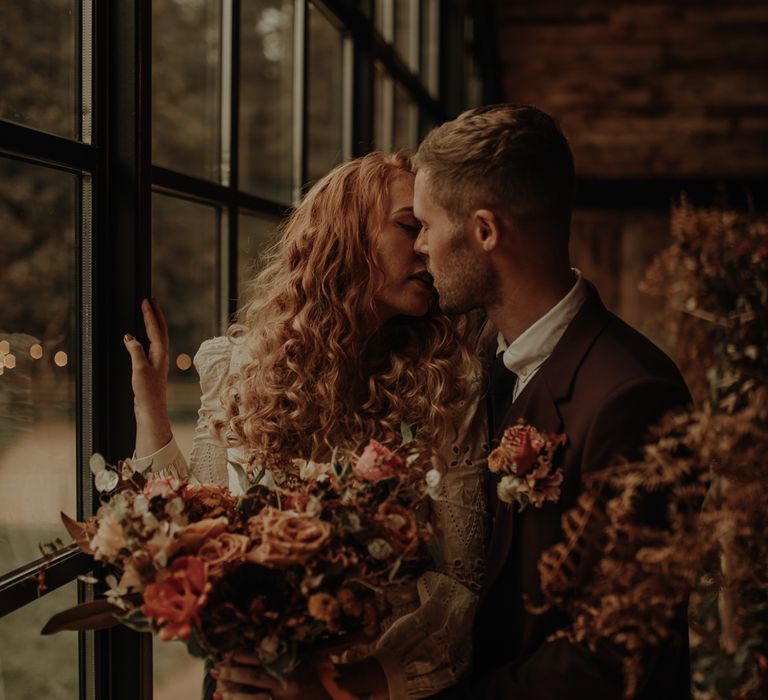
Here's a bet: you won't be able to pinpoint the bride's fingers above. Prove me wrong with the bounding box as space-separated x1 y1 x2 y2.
230 652 264 667
217 665 281 691
215 682 273 700
141 298 168 349
149 297 169 340
123 334 148 369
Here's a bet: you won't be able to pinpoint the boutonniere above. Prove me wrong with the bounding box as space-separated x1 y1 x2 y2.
488 419 567 510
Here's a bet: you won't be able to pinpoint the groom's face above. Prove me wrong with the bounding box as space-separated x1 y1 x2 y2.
413 169 496 314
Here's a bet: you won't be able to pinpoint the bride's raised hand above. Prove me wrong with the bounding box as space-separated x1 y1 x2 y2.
123 298 173 456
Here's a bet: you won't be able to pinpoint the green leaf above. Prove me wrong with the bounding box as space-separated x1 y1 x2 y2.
119 607 153 633
185 628 210 659
261 641 298 682
228 460 251 495
400 422 414 446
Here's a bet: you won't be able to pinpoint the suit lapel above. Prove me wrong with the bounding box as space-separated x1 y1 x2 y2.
482 283 612 593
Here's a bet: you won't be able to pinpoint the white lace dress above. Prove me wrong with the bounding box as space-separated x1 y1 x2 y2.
133 336 488 699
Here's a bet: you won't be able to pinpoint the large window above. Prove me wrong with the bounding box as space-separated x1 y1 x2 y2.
0 1 487 696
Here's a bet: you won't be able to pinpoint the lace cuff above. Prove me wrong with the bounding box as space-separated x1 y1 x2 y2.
374 572 478 699
132 437 191 480
189 441 229 486
374 647 409 700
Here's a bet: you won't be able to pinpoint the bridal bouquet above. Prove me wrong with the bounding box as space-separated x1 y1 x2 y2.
44 429 439 679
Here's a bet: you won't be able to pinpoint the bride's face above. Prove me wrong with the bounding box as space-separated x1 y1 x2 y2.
371 172 435 323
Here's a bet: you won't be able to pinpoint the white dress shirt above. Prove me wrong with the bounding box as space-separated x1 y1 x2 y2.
496 269 588 402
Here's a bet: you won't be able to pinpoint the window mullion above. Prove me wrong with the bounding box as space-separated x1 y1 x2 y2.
91 0 153 695
293 0 308 203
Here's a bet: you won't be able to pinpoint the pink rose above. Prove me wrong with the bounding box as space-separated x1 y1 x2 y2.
353 440 404 483
247 507 331 567
171 517 229 555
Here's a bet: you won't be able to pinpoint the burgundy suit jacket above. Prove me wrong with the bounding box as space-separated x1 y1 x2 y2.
443 283 691 699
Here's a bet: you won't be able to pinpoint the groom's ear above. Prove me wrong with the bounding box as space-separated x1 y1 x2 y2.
471 209 502 252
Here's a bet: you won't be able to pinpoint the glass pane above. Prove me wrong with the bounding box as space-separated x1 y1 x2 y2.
154 640 207 700
394 0 416 71
373 62 393 152
151 195 221 698
374 0 391 39
238 213 279 306
240 0 294 203
307 4 344 184
151 195 221 455
0 158 77 576
0 581 79 699
0 1 78 139
465 53 483 109
419 0 439 97
394 82 417 151
152 0 222 182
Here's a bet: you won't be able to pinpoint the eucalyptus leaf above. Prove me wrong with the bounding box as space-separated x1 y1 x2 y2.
228 460 250 495
119 608 154 633
89 453 107 475
186 629 210 659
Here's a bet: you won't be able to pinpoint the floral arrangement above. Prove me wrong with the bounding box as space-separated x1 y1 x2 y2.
487 420 566 509
44 430 441 679
533 200 768 699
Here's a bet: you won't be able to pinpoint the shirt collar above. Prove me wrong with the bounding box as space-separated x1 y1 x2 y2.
496 269 588 379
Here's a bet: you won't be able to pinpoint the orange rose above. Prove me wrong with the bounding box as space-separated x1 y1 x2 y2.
142 556 211 641
172 516 229 555
247 507 331 567
197 532 250 576
374 502 419 556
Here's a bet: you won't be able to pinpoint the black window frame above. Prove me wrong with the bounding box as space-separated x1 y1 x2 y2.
0 1 496 697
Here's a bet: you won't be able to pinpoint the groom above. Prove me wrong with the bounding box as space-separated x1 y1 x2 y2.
413 105 692 698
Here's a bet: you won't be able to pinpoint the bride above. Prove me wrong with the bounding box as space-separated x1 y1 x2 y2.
123 152 487 699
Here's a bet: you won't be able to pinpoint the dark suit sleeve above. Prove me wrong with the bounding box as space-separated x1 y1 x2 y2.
468 378 691 700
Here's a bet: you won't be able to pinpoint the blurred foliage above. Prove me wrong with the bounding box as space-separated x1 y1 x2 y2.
0 0 77 138
535 200 768 699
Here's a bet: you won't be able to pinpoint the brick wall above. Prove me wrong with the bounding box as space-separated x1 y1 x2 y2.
494 0 768 344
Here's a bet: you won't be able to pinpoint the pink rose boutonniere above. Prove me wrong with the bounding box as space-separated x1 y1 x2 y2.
488 419 567 510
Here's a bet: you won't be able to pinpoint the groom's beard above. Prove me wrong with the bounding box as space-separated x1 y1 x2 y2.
431 228 501 315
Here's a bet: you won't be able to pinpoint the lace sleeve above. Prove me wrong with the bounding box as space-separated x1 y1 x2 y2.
185 336 234 486
133 337 234 485
374 379 489 698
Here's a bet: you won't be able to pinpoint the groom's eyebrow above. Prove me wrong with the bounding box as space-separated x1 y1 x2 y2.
391 205 415 216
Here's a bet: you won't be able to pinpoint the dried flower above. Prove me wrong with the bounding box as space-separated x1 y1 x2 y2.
374 502 419 556
307 593 341 631
90 515 127 560
182 484 240 521
367 538 393 560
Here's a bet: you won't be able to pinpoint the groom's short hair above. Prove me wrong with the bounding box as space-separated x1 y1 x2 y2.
414 104 575 232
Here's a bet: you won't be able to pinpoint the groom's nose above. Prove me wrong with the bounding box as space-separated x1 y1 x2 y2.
413 227 428 257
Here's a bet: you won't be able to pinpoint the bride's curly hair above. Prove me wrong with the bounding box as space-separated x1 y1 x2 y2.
215 152 477 464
